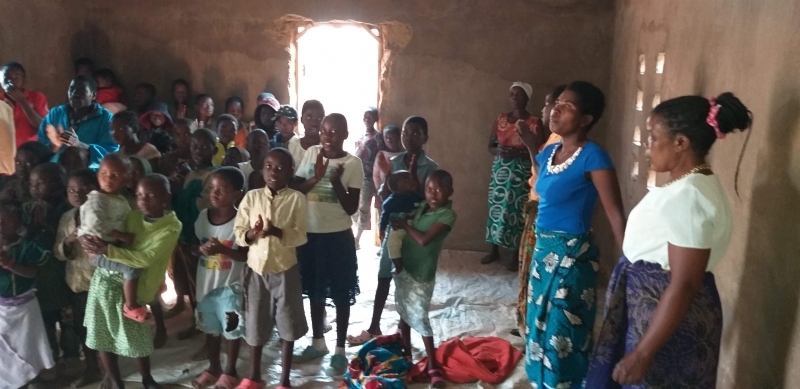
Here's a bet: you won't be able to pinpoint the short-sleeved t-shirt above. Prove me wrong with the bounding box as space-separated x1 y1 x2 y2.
296 145 364 233
624 174 732 271
386 151 439 196
0 236 48 297
194 209 245 302
0 89 49 147
535 141 614 234
400 201 457 283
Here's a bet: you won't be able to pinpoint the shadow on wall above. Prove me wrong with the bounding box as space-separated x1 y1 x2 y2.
729 64 800 387
70 22 112 75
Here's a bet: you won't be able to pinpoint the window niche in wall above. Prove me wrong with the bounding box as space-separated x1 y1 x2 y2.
639 54 646 75
652 93 661 108
656 52 666 74
636 90 644 111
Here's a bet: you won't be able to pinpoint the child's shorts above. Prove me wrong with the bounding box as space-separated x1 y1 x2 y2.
386 228 407 260
242 265 308 347
195 285 245 340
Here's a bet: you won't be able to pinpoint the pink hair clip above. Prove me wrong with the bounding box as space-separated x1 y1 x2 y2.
707 98 724 139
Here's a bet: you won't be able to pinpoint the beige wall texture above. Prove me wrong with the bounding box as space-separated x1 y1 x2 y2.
0 0 614 253
604 0 800 387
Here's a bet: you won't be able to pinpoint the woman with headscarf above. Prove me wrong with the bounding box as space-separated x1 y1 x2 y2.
37 75 117 170
586 93 751 388
482 82 540 268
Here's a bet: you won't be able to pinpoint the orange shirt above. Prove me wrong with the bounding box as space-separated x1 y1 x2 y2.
494 113 539 150
528 133 562 201
0 89 49 147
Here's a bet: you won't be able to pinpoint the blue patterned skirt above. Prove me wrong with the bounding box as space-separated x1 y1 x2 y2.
525 227 599 389
585 257 722 388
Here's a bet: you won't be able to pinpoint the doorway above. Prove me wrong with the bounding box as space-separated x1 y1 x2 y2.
295 24 380 153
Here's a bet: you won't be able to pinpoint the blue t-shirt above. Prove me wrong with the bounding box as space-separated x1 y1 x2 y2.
535 141 614 234
38 103 117 170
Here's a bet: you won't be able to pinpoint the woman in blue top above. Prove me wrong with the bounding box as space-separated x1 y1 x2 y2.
518 81 626 388
38 75 117 170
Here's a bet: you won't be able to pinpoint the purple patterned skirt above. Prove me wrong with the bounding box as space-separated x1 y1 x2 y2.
585 257 722 389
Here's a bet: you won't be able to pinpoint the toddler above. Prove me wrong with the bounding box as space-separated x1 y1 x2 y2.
77 154 144 321
380 171 424 270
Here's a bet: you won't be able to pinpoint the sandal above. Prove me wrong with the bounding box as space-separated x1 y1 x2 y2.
347 330 378 346
192 371 218 388
123 304 148 322
428 368 446 389
233 378 265 389
213 374 239 389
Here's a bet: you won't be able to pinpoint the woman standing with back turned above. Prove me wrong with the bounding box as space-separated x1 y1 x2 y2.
518 81 626 388
586 93 751 388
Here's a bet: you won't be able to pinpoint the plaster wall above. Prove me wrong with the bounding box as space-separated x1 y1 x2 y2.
605 0 800 387
0 0 614 252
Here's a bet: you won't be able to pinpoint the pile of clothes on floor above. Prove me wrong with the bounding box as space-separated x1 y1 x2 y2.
340 334 522 388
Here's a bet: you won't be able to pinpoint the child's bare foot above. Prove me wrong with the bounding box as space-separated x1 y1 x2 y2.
98 375 124 389
70 368 103 388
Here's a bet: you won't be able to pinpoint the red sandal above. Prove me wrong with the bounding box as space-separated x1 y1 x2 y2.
233 378 265 389
428 368 446 389
123 304 148 322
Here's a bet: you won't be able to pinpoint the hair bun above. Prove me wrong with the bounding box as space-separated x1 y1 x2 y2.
713 92 753 134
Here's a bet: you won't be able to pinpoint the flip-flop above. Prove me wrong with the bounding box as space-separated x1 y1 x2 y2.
192 371 218 388
429 368 446 389
212 374 238 389
123 304 148 322
292 345 329 363
347 330 378 346
233 378 265 389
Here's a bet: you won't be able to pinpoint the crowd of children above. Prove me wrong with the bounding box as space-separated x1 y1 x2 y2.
0 58 458 389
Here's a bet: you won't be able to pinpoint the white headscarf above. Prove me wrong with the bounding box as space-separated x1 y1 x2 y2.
509 82 533 100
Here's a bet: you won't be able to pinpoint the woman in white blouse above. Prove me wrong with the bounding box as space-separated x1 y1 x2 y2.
586 92 752 388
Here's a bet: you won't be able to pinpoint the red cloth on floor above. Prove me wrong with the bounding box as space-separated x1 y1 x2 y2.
407 336 523 384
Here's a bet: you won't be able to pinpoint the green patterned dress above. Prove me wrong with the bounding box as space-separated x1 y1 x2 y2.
84 268 153 358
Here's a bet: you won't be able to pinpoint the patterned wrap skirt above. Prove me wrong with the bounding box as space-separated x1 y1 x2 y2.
585 257 723 389
517 201 538 334
486 156 532 250
85 268 154 358
393 271 436 337
525 227 599 389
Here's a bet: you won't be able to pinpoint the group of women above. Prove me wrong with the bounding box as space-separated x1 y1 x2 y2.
484 81 752 388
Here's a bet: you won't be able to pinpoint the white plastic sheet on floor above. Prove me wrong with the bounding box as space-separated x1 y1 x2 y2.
116 246 529 388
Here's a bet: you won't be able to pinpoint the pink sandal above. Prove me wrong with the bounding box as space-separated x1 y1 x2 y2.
234 378 265 389
123 304 148 322
213 374 239 389
192 371 218 388
428 368 446 389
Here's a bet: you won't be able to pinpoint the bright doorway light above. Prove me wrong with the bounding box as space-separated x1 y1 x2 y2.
296 24 380 153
